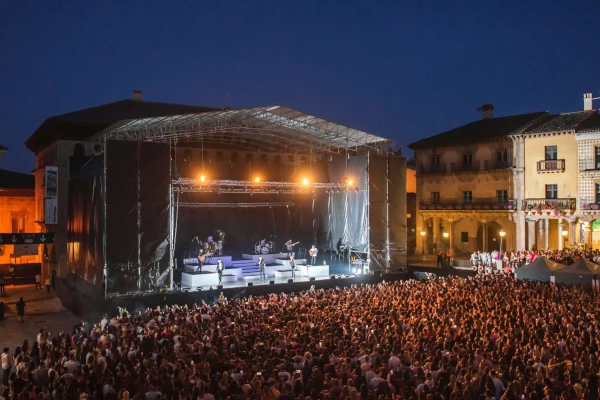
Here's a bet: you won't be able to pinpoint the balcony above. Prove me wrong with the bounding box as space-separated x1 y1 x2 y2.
537 159 565 173
420 198 516 211
522 198 576 216
450 160 481 173
419 164 446 174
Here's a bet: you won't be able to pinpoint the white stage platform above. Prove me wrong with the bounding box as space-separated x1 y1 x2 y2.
274 258 307 268
242 253 289 263
181 272 237 288
182 256 233 266
184 265 243 276
272 265 329 278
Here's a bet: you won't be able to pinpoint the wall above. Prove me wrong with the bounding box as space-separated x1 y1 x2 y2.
523 133 578 200
576 132 600 206
0 189 40 264
406 167 416 193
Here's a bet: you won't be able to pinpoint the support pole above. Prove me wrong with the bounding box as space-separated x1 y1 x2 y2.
137 141 142 292
385 153 391 273
169 139 174 291
103 135 108 300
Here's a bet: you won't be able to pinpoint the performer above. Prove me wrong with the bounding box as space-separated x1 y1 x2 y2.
285 239 299 257
217 259 224 284
289 255 296 279
258 256 266 281
190 236 200 258
196 250 205 273
309 245 318 265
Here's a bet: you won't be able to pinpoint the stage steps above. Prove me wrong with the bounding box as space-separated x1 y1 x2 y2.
231 259 260 276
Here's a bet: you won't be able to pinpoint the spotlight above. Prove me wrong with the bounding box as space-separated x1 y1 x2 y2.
352 267 357 274
254 177 261 183
302 178 309 185
199 175 206 182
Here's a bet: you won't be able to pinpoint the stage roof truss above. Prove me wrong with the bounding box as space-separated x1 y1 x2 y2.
173 178 352 195
96 106 393 154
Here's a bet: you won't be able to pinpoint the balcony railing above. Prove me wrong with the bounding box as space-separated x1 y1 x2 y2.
419 164 446 174
522 198 576 213
537 159 565 172
450 160 481 173
420 198 516 211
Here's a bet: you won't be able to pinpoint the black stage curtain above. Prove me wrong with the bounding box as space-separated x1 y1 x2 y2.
176 194 315 259
388 155 408 271
67 156 104 286
368 155 388 272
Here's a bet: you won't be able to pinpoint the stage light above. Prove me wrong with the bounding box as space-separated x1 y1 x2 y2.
352 267 357 274
302 178 309 185
199 175 206 182
344 177 355 186
254 177 261 183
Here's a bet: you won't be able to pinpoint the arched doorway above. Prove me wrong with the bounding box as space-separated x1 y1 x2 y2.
476 221 503 251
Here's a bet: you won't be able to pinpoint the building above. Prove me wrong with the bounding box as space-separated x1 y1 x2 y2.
406 161 417 255
514 110 595 251
0 163 39 265
24 90 220 277
409 107 548 255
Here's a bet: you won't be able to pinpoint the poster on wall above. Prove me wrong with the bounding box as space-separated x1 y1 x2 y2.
44 198 58 225
44 166 58 224
13 244 39 256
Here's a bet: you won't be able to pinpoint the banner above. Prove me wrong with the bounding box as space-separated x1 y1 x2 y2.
13 244 39 257
0 233 54 244
45 166 58 224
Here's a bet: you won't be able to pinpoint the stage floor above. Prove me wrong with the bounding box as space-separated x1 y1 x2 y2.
181 273 349 290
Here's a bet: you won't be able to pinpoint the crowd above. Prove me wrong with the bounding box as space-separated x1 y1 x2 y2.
469 248 600 274
1 274 600 400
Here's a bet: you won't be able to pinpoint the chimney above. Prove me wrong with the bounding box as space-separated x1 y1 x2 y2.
584 93 593 111
477 104 494 119
133 89 143 101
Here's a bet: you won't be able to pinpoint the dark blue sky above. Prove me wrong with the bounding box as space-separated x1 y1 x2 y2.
1 1 599 173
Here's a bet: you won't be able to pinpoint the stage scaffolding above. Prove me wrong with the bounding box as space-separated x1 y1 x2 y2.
96 106 403 298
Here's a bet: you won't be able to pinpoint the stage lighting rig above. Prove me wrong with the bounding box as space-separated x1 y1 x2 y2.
254 177 261 183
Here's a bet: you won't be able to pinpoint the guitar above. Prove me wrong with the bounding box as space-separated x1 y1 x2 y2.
286 241 300 250
309 250 318 257
198 255 206 263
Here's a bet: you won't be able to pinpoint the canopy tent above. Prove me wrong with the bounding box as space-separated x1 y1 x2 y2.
514 257 566 282
554 258 600 286
92 105 394 154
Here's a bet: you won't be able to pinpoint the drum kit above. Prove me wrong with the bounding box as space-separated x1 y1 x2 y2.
200 230 226 257
254 236 276 254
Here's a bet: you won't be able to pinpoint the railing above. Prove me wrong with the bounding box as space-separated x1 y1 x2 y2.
493 160 513 169
522 198 576 212
419 164 446 174
420 198 516 211
450 160 481 173
537 159 565 172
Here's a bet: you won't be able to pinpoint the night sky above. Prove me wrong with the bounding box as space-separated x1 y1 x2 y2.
1 1 599 173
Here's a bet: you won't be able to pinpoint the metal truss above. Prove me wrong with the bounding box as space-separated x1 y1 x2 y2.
177 202 296 208
94 106 394 154
173 178 350 194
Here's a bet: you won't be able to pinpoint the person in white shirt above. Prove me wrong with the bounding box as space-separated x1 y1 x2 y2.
2 347 14 387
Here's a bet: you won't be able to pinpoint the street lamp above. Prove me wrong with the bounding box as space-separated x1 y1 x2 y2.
499 229 506 253
420 231 426 255
442 232 449 268
561 229 568 249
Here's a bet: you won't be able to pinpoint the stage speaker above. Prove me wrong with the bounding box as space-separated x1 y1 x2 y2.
217 285 223 290
269 280 275 285
330 276 336 279
287 279 294 283
309 277 316 281
183 289 189 293
247 282 253 287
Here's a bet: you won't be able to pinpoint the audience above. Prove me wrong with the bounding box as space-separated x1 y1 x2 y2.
1 275 599 400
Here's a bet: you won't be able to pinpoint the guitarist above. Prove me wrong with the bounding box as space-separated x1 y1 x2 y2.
285 239 299 257
309 245 318 265
196 249 205 273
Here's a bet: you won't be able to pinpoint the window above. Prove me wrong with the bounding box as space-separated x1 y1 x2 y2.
11 216 25 233
462 191 472 203
431 192 440 203
230 152 239 163
545 146 557 161
596 183 600 203
497 190 508 203
462 153 473 166
496 149 508 163
595 146 600 169
461 232 469 243
431 155 440 167
545 184 558 199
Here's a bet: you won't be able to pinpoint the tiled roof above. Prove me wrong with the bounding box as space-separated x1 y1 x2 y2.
525 110 596 134
0 169 35 190
575 112 600 133
407 112 547 150
25 99 220 153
